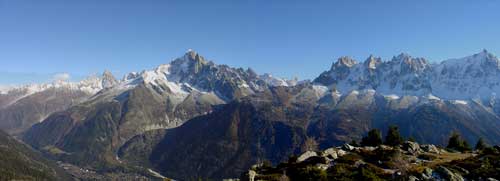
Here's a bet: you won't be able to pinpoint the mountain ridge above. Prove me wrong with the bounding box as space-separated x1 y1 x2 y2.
3 49 500 180
4 49 499 101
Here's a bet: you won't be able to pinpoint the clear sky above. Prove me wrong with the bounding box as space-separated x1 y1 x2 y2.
1 0 500 85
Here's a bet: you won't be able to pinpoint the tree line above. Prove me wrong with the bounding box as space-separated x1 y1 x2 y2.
356 126 490 152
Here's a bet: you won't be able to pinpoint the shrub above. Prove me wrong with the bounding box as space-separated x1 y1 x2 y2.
481 146 498 155
417 154 437 161
355 165 385 181
407 136 416 142
288 166 327 181
301 137 319 152
327 163 355 181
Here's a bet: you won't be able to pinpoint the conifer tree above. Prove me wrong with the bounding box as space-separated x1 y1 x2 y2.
384 125 403 146
361 129 383 147
475 138 487 151
447 131 471 152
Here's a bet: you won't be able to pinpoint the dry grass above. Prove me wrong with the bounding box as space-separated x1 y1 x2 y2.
410 152 473 173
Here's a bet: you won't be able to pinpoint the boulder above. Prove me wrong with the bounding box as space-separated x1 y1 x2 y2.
421 167 433 180
337 149 348 157
342 143 355 151
243 170 256 181
408 175 419 181
322 148 338 159
297 151 318 162
494 145 500 152
361 146 376 152
434 166 465 181
378 145 393 150
316 163 330 170
354 160 366 167
421 144 440 154
402 141 421 155
250 163 263 170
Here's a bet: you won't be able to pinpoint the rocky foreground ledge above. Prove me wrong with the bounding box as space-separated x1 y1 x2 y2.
239 141 500 181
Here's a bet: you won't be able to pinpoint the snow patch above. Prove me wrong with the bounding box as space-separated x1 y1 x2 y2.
452 100 468 105
259 73 290 87
0 85 14 94
384 94 400 100
312 85 329 96
148 169 167 179
425 94 441 101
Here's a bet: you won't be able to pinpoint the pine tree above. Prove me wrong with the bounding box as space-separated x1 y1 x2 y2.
475 137 487 151
447 131 471 152
384 125 403 146
361 129 383 147
462 140 471 151
350 140 360 147
407 136 416 142
447 132 462 150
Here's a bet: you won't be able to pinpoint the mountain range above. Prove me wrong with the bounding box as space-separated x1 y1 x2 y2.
1 49 500 179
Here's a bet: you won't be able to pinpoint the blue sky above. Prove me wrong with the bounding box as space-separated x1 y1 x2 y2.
1 0 500 85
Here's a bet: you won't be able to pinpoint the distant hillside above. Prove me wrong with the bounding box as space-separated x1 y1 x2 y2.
0 130 71 180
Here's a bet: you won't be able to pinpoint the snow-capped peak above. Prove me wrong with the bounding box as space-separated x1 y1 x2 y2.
390 53 430 74
448 49 499 71
1 71 118 97
259 73 297 87
0 85 15 95
314 51 500 100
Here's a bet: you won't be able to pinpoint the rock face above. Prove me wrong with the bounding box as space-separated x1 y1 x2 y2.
402 141 421 155
342 143 355 151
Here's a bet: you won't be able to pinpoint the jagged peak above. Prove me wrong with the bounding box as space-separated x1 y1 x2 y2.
161 49 210 75
184 49 197 60
245 68 258 78
101 70 118 88
442 50 499 66
390 53 429 73
391 53 426 63
181 49 206 64
102 70 114 77
473 49 497 61
394 52 411 59
364 55 382 69
331 56 357 70
101 70 117 81
123 72 139 81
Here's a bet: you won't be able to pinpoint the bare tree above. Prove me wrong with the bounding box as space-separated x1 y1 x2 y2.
301 137 319 152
